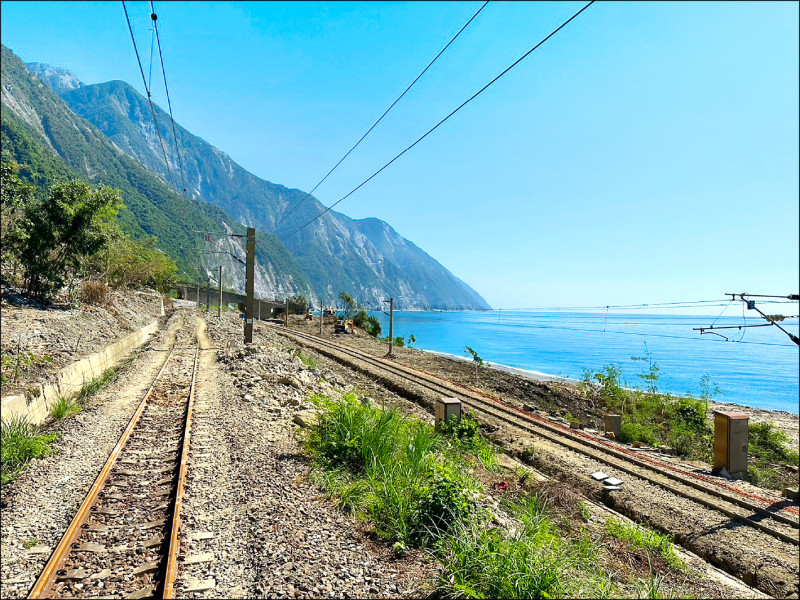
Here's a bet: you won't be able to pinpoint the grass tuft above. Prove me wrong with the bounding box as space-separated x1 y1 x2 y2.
1 415 58 487
50 395 81 420
605 518 685 571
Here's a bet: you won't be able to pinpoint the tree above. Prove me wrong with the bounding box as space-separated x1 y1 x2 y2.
339 291 357 319
21 180 122 300
288 294 309 315
0 160 35 281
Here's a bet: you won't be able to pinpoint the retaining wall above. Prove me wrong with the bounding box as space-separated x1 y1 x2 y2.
1 319 159 425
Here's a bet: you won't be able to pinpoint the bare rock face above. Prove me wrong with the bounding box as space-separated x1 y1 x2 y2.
26 62 84 95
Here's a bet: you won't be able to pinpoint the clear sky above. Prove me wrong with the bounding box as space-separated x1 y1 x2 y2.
2 1 798 311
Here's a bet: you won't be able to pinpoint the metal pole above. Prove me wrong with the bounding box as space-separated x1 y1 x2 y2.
244 227 255 344
320 305 323 336
218 266 223 318
206 278 210 312
196 283 200 309
258 299 261 321
285 298 289 326
388 297 394 357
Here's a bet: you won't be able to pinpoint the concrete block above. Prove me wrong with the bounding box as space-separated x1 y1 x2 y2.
783 487 799 501
604 414 622 439
591 471 609 481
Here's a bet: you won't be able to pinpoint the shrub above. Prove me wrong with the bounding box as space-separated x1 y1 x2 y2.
79 280 110 305
749 421 799 465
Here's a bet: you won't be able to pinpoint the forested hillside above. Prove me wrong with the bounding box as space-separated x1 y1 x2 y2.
2 45 312 299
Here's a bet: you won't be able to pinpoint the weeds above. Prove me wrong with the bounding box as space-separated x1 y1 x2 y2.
75 368 117 403
605 518 685 571
50 395 81 420
296 351 318 369
0 415 58 486
304 392 677 598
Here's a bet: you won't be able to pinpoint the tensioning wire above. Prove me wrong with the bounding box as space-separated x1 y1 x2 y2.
276 0 490 229
289 1 596 237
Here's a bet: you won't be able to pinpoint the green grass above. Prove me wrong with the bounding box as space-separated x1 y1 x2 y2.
296 351 318 369
1 415 58 487
747 423 799 490
50 395 81 420
605 518 685 571
304 392 691 599
75 368 118 403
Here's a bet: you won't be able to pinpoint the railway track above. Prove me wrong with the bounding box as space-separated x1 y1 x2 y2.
27 325 199 599
272 325 800 548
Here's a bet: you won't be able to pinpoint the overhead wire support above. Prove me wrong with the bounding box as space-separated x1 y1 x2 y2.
289 0 595 238
275 0 490 228
150 1 188 196
122 0 177 191
722 292 800 346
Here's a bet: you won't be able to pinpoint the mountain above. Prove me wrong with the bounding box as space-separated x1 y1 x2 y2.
53 75 491 310
2 45 313 300
25 62 84 95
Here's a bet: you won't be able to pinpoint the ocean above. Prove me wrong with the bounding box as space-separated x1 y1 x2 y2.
367 310 799 414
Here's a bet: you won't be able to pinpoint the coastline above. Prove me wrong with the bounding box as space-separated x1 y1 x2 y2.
417 347 799 449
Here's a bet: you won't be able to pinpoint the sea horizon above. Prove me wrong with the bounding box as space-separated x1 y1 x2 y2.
368 309 799 415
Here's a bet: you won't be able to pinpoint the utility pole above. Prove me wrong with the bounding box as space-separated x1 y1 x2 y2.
383 297 394 357
244 227 255 344
206 277 210 312
320 304 323 336
196 283 201 309
217 266 223 318
285 298 289 326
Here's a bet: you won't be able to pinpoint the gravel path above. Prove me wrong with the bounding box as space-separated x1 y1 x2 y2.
0 311 181 599
174 312 436 598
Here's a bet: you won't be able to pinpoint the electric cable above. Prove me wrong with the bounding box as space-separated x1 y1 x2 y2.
150 1 189 196
121 0 177 190
289 0 595 237
276 0 490 228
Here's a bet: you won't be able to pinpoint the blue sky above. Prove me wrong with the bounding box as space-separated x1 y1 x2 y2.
1 1 798 312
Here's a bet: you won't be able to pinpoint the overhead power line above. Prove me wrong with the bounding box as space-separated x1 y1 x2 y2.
122 0 177 190
275 0 490 228
289 0 595 237
150 1 188 196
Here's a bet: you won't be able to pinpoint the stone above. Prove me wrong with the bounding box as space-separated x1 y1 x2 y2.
293 410 319 428
783 487 799 501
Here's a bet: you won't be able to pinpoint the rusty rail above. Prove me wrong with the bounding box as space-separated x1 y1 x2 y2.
28 346 176 599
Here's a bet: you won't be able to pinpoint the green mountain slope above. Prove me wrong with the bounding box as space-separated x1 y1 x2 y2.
58 77 490 309
2 45 312 299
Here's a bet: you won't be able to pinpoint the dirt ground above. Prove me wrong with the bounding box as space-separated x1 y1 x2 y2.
0 288 162 398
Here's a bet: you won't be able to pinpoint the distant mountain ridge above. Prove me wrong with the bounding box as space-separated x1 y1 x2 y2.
26 62 84 94
44 67 490 310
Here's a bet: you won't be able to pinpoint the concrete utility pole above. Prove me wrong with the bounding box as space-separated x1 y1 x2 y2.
196 283 201 309
244 227 256 344
206 277 211 312
217 266 223 318
320 304 323 336
384 297 394 357
285 298 289 326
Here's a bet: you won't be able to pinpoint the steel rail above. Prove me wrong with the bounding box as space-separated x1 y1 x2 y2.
163 344 200 598
272 326 799 545
28 345 177 599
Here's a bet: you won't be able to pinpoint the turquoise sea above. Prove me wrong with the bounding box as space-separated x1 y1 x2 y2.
368 310 799 414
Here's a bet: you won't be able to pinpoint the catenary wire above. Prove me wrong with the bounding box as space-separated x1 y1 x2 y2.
289 1 595 237
275 0 490 228
122 0 177 190
151 1 188 196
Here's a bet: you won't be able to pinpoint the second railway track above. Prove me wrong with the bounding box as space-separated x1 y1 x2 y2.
28 321 200 600
272 325 800 549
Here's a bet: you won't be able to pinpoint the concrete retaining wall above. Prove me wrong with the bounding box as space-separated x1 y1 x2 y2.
1 319 159 425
